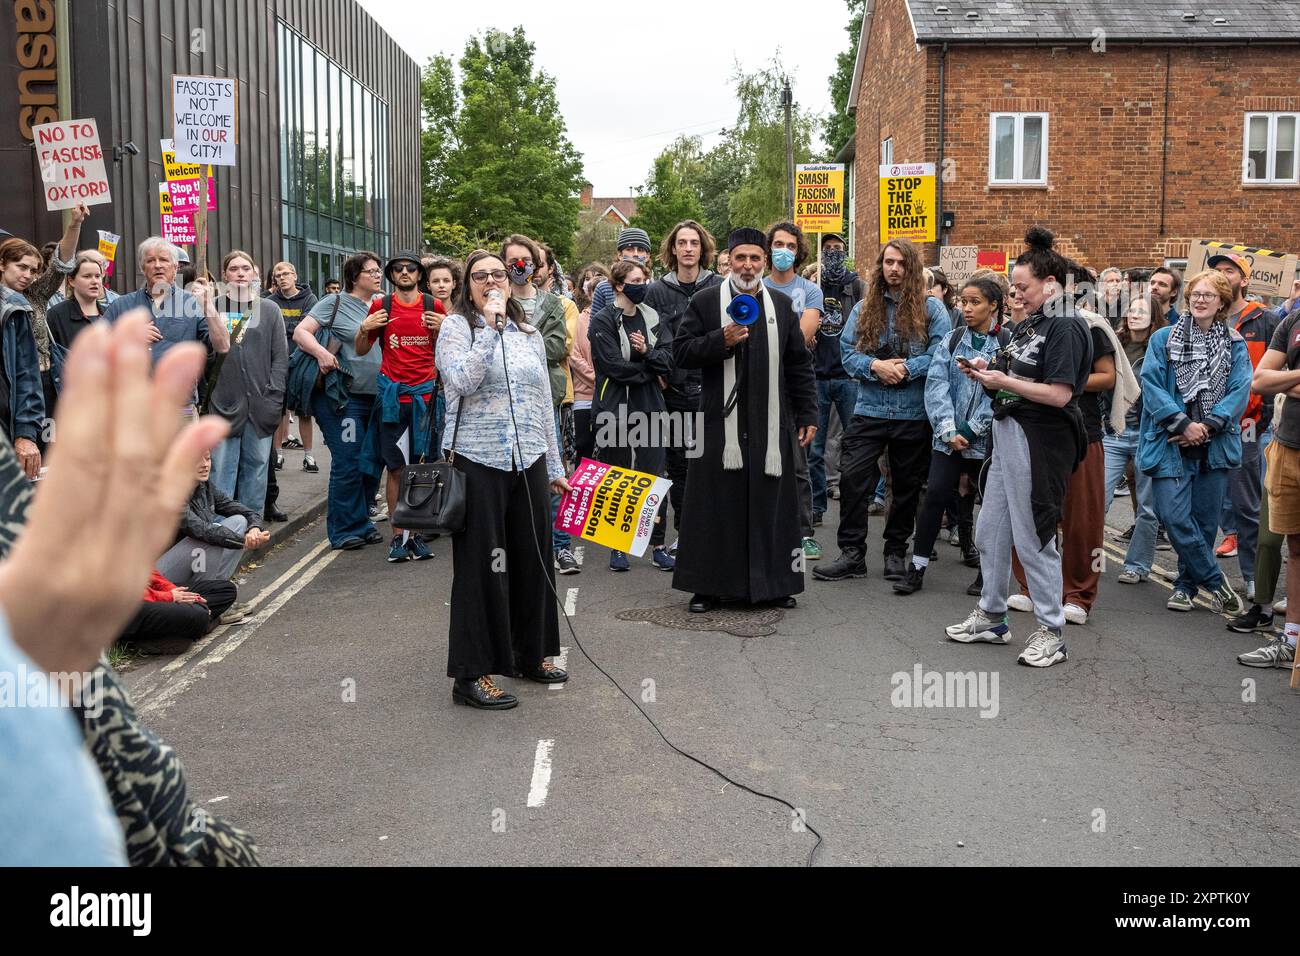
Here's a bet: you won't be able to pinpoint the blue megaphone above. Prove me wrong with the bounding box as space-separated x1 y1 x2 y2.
726 293 760 326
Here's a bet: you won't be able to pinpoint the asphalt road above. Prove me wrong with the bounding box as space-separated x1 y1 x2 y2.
122 494 1298 866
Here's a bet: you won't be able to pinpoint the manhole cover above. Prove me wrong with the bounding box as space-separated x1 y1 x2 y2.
616 603 785 637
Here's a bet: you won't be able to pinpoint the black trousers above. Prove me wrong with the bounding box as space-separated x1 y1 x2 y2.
574 407 596 464
121 579 237 642
447 455 560 680
664 407 694 533
597 440 668 548
836 416 932 557
912 449 982 559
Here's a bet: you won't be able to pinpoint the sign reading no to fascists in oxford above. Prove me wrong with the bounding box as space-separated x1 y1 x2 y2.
171 75 238 165
795 164 844 234
879 163 936 244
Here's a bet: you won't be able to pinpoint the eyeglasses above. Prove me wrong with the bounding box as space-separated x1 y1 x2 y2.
360 268 383 277
392 263 420 274
471 270 509 283
1188 292 1218 302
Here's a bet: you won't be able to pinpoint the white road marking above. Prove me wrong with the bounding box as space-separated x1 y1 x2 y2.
139 546 342 717
563 587 578 617
548 646 570 691
526 739 555 807
207 796 229 804
131 537 334 701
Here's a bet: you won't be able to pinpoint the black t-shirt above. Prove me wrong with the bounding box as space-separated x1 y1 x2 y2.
1078 324 1116 443
813 274 860 379
618 310 649 350
1270 311 1300 449
46 298 101 350
990 308 1092 420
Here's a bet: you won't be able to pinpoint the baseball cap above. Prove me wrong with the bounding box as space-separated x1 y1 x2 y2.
1207 252 1251 280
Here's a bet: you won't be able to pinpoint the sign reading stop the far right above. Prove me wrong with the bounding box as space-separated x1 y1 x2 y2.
172 75 238 166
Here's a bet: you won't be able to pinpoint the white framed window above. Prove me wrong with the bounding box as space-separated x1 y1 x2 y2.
1244 112 1299 184
989 112 1048 185
880 137 893 165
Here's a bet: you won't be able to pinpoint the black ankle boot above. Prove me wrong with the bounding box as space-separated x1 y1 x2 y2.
892 563 925 595
812 549 867 581
966 571 983 597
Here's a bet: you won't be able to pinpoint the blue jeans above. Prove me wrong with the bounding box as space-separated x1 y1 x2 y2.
810 378 859 515
1103 430 1156 576
312 391 378 548
1151 458 1229 598
210 424 272 520
551 408 570 553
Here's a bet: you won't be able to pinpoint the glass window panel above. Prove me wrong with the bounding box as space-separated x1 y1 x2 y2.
1021 116 1044 181
353 81 363 226
993 116 1015 181
1246 115 1269 180
1274 115 1296 180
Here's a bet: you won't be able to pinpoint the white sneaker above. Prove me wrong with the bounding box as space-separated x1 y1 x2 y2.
1007 594 1034 613
1237 638 1295 669
945 608 1011 644
1063 603 1088 625
1274 597 1288 615
1018 627 1068 667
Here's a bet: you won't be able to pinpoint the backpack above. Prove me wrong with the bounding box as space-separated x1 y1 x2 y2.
381 292 437 318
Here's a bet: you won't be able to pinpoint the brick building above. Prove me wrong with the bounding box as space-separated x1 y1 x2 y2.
578 183 638 226
846 0 1300 275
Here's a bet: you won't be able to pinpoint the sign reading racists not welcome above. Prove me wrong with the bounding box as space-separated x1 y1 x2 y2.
879 163 936 245
33 118 111 211
939 245 979 287
794 164 845 234
171 75 238 166
554 458 671 558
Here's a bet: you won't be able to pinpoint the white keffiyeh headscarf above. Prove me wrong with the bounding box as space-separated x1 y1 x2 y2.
1168 311 1231 420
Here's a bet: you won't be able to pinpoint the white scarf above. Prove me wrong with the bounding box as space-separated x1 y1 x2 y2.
719 281 782 477
616 303 659 360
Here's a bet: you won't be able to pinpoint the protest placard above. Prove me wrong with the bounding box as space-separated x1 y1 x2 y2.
976 250 1009 275
97 230 119 278
1185 239 1297 298
159 183 196 245
32 118 111 211
171 75 238 166
554 458 672 558
795 164 845 234
939 245 978 286
879 163 936 244
161 139 216 213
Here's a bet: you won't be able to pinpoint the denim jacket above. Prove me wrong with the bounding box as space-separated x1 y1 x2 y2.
924 326 1001 458
840 293 950 420
0 288 46 443
1137 324 1253 478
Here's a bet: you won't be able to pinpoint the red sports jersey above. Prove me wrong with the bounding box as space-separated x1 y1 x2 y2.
367 295 440 402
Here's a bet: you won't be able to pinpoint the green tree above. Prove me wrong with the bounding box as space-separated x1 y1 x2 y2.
421 28 586 261
630 152 705 251
824 0 865 156
571 207 620 270
423 219 478 259
724 62 815 231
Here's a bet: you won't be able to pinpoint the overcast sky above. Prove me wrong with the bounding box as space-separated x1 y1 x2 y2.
358 1 856 196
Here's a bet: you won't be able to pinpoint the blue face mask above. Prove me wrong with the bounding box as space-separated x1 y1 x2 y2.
771 248 797 272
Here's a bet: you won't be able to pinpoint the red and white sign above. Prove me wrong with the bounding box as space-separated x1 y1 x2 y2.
33 119 112 211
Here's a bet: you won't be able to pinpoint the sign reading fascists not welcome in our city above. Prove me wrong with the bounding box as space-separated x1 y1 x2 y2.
32 118 112 211
171 75 238 166
795 164 844 234
879 163 936 244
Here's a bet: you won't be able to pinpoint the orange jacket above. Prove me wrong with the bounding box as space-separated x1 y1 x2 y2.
1235 302 1273 426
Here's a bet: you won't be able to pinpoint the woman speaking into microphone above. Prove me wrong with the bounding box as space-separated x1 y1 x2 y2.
435 250 573 710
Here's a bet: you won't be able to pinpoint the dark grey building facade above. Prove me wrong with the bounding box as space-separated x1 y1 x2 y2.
1 0 420 293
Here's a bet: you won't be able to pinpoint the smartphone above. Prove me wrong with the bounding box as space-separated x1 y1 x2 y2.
955 356 973 369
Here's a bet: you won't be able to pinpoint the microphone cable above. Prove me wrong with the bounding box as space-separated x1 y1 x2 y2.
494 318 823 867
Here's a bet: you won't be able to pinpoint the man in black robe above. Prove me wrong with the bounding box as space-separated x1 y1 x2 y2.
671 228 818 612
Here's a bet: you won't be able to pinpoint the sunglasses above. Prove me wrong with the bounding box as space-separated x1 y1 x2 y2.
392 263 420 274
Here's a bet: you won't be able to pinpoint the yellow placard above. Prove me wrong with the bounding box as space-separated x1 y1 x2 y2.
795 164 845 234
879 163 936 244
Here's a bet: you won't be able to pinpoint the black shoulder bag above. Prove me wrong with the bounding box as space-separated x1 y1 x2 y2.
390 323 471 534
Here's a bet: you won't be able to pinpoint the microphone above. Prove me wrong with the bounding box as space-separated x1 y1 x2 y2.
486 289 506 332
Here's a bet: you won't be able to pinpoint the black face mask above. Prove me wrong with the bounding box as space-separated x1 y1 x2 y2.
622 283 648 305
822 249 848 283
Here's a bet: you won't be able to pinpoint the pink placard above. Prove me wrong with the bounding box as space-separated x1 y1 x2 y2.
167 175 217 213
554 458 610 537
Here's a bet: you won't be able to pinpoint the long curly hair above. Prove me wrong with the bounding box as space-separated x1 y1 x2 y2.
854 239 927 353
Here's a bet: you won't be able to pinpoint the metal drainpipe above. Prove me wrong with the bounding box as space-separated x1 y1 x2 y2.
1159 48 1171 237
937 42 947 247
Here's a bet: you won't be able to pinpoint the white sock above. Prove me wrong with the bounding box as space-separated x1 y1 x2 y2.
912 555 929 570
1285 623 1298 648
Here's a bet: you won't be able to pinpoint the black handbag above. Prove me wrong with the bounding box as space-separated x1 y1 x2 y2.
390 328 471 534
